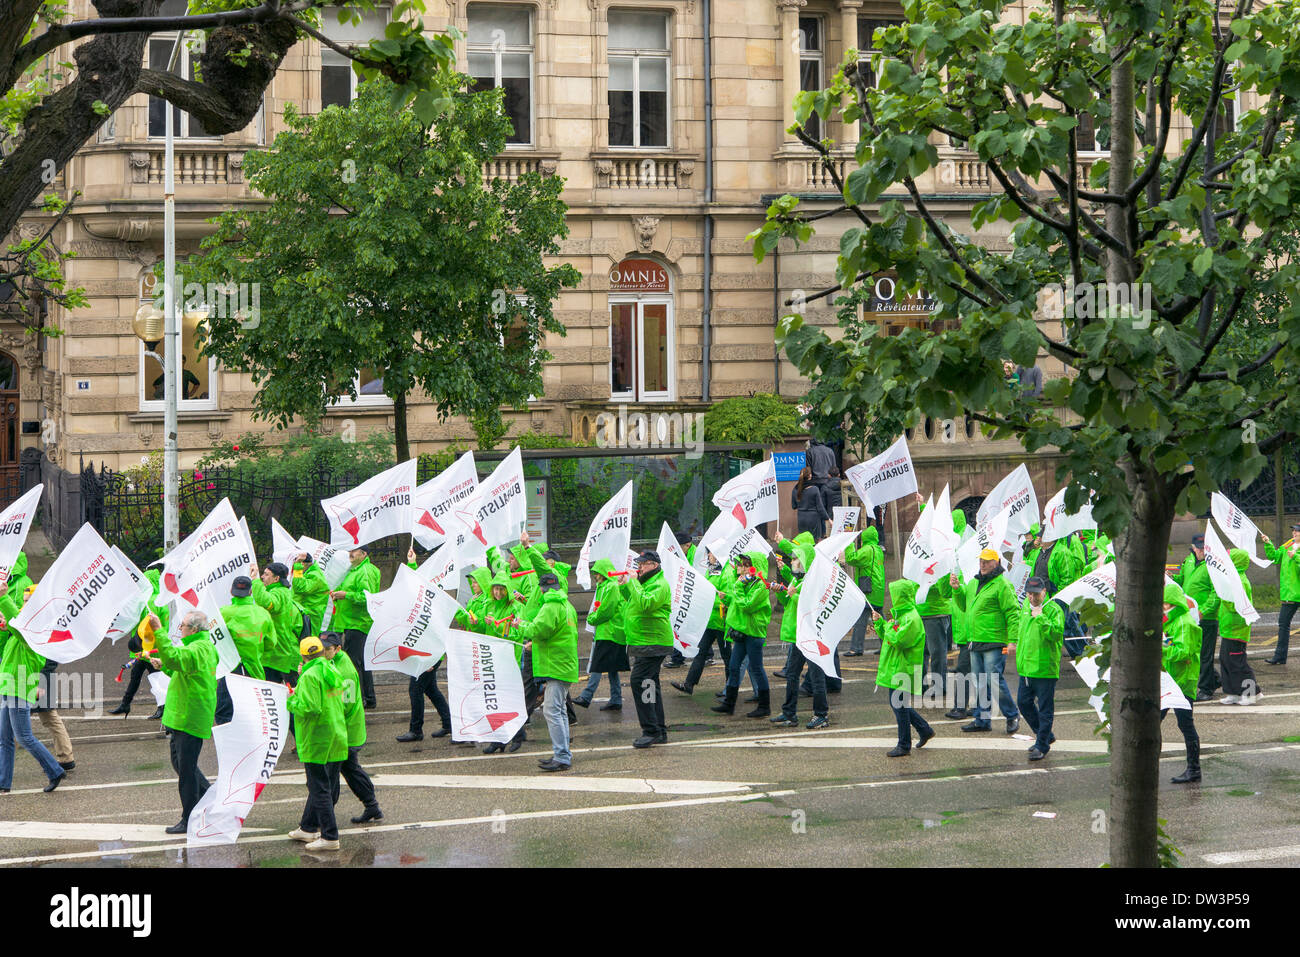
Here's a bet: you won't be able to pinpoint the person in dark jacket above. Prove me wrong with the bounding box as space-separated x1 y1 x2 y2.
792 468 830 542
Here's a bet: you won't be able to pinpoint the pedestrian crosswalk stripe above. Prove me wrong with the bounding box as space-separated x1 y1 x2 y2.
364 774 765 795
0 821 270 842
685 736 1225 754
1203 844 1300 865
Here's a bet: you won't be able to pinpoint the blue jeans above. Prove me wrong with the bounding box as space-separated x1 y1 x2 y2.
540 678 571 766
0 699 63 788
580 671 622 705
1016 676 1056 752
969 648 1018 725
726 635 769 693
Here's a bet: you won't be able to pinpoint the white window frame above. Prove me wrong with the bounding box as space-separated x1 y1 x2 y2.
608 292 674 402
607 11 672 151
330 369 392 409
137 273 219 413
466 3 535 148
146 36 221 140
798 15 824 141
320 5 391 108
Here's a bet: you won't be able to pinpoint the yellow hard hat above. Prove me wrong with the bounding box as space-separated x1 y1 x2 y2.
979 548 999 561
22 583 37 601
299 636 324 657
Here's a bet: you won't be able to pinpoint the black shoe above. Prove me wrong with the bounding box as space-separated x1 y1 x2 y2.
507 732 525 753
663 659 684 669
109 702 130 716
149 706 164 720
670 681 693 696
599 701 622 711
1028 748 1046 761
944 708 966 720
538 759 571 771
827 685 842 694
165 820 188 834
572 695 591 708
1049 733 1056 744
772 671 788 680
961 722 991 733
429 728 452 738
632 734 666 748
1195 692 1214 702
770 714 798 726
1005 716 1021 735
43 772 66 793
711 687 737 715
59 761 75 772
917 727 936 748
714 690 726 699
396 732 423 743
482 742 505 754
886 746 910 757
844 651 864 657
1265 658 1285 665
351 807 384 824
1171 766 1201 784
746 689 771 718
806 715 830 730
744 694 759 703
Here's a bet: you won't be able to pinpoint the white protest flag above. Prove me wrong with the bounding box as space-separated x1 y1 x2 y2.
0 485 42 574
465 447 527 551
956 505 1012 580
814 530 860 565
902 495 952 604
832 506 860 534
363 564 459 678
711 458 779 530
576 480 634 590
417 543 460 592
13 524 149 663
412 451 479 551
1053 560 1118 610
196 585 242 678
156 498 251 610
1203 522 1260 624
929 484 960 573
1040 485 1097 543
693 510 744 571
147 670 170 706
105 545 155 644
1211 492 1270 568
443 629 527 743
1073 654 1190 720
187 674 290 846
657 524 716 658
322 458 417 548
977 463 1039 540
297 536 351 589
796 554 865 679
1007 557 1033 602
844 435 917 510
721 526 772 566
270 517 299 570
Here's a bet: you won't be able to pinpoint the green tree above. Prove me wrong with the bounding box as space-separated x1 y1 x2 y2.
1 1 458 316
184 77 580 461
753 0 1300 866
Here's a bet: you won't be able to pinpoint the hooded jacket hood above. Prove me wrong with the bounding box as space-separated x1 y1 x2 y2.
745 550 769 580
792 532 816 550
889 578 918 614
592 557 619 579
11 552 27 579
1230 548 1250 572
469 566 495 595
952 510 967 536
863 526 879 546
1029 522 1041 537
1163 581 1188 624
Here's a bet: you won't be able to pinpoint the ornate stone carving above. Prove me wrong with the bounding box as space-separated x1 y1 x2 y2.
677 159 696 184
207 421 223 442
16 222 42 241
115 219 152 242
228 152 245 184
67 240 154 265
139 425 154 447
632 215 661 253
539 158 558 176
129 151 151 184
594 158 614 187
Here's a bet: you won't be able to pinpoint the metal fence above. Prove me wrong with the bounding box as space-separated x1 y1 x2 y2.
75 444 764 572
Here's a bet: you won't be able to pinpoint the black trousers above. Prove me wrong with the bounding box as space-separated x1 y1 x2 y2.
120 657 157 705
952 644 973 709
300 761 342 841
1220 637 1258 696
1197 618 1220 697
341 745 378 811
1161 702 1200 769
682 627 726 690
781 645 827 718
629 651 668 738
168 730 210 824
1277 602 1298 661
343 630 376 707
920 615 952 700
408 663 450 734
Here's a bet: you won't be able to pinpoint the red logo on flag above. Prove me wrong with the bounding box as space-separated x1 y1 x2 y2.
48 628 74 643
731 502 748 528
816 640 830 656
397 645 431 661
418 511 444 536
340 509 361 544
485 711 519 731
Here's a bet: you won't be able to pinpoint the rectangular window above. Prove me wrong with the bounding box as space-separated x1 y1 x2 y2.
610 302 636 397
798 16 823 141
608 10 670 148
147 40 215 138
138 273 218 412
857 16 904 89
320 5 389 108
609 298 673 400
467 4 534 145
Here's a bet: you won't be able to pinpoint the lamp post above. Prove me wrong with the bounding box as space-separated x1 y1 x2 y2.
131 30 186 554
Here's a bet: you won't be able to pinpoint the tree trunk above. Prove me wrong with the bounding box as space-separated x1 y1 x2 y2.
1109 464 1175 867
394 391 410 463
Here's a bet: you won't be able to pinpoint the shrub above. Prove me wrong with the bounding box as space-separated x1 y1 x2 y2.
702 393 803 446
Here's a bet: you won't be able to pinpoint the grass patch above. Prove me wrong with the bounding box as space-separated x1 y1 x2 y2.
132 761 165 771
1283 735 1300 743
1226 788 1257 797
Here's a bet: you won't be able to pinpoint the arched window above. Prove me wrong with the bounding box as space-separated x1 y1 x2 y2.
608 257 673 401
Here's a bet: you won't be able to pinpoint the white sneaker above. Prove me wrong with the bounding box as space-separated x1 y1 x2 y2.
304 837 340 851
287 828 319 842
1218 695 1240 705
1239 694 1259 706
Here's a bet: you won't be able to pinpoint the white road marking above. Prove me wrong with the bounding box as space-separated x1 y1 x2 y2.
0 821 269 842
367 774 763 795
685 736 1219 754
1203 844 1300 865
1194 704 1300 714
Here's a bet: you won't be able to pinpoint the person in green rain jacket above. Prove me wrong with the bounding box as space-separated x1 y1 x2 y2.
712 550 773 719
219 582 270 682
147 608 218 831
672 545 739 696
330 547 382 710
511 576 579 770
1012 577 1064 760
478 568 537 755
951 551 1022 733
1174 533 1221 700
4 551 31 606
1162 581 1203 783
0 590 65 792
109 567 169 718
916 512 962 707
286 637 348 849
250 563 304 683
292 553 331 636
1218 548 1260 704
620 552 676 747
321 633 383 824
1260 522 1300 664
843 526 883 657
573 557 628 711
771 548 830 729
873 579 934 756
